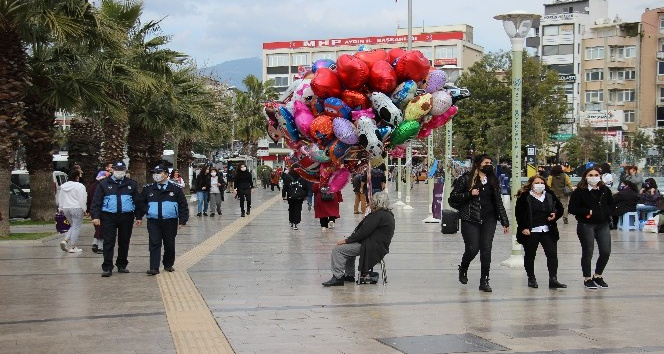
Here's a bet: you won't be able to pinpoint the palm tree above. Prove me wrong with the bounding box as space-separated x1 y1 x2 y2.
234 75 277 155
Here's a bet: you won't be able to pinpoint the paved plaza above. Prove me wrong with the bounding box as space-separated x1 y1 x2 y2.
2 183 664 354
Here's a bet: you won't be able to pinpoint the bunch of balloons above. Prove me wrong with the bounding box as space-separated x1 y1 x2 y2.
263 46 470 192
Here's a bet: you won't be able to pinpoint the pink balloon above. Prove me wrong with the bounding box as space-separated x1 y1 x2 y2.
327 168 351 193
294 101 315 139
351 108 375 121
416 125 434 139
429 105 458 129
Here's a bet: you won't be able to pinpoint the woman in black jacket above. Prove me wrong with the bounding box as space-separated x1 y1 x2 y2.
515 175 566 289
568 167 614 289
610 180 639 229
448 154 509 292
194 166 211 217
233 164 254 217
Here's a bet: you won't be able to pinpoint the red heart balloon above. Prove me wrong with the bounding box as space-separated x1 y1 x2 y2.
388 48 407 65
341 90 370 110
354 49 389 70
335 54 369 90
311 68 342 99
395 50 431 82
368 60 398 94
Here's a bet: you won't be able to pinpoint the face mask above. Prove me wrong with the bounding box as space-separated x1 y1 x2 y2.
532 183 546 193
480 165 493 174
587 176 601 186
211 172 217 177
241 167 247 171
113 171 126 179
152 174 164 183
618 185 625 191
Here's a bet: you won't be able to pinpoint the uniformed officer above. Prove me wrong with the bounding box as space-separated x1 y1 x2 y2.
138 165 189 275
91 161 142 277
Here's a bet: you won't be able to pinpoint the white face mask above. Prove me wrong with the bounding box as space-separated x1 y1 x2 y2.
587 176 601 186
113 170 126 179
153 174 164 183
240 167 247 171
532 183 546 193
210 172 217 177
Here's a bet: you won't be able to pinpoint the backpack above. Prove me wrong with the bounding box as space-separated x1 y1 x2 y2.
320 186 334 201
288 178 307 199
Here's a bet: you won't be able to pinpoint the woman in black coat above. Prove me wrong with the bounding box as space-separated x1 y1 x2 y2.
568 167 614 290
233 164 254 217
515 175 566 289
610 180 639 229
448 154 509 292
322 192 395 287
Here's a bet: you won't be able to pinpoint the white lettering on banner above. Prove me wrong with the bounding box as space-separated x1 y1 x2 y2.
303 40 317 47
542 13 575 21
580 110 624 128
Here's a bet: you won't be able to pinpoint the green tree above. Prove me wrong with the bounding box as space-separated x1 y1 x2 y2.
562 127 610 166
624 129 652 165
233 75 277 155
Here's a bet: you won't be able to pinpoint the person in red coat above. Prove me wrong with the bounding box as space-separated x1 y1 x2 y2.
312 183 343 231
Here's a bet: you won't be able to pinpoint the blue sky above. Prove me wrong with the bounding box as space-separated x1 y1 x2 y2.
140 0 659 67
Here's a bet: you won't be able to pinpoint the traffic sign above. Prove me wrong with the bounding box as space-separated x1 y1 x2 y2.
550 133 573 141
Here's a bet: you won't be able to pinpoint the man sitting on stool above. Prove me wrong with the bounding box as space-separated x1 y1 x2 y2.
322 192 395 287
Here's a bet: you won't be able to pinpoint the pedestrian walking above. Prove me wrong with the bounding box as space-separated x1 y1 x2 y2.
448 154 510 293
226 166 236 193
58 169 88 253
515 175 567 289
270 167 282 191
370 164 387 195
568 167 614 289
313 182 343 231
90 161 142 277
322 192 395 287
209 167 226 217
261 167 271 189
87 170 109 253
194 166 211 217
234 163 254 217
547 165 574 224
352 172 367 214
170 169 185 188
138 165 189 275
282 165 308 230
302 179 314 211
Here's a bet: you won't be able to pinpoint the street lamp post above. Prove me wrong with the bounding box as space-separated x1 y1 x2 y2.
494 11 540 268
403 0 414 211
440 65 461 210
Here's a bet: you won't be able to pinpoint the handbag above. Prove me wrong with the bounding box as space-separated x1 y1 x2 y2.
320 186 334 201
55 211 70 234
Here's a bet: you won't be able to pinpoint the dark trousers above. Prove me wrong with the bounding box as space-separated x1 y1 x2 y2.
577 222 611 277
271 183 280 191
93 224 103 240
101 212 135 271
523 231 558 278
460 218 497 277
238 189 251 213
288 199 304 224
147 218 178 270
320 216 337 227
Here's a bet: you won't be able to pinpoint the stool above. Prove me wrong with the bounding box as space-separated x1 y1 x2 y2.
357 259 387 285
618 212 638 231
646 210 658 220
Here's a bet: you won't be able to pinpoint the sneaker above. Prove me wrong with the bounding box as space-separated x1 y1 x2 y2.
68 247 83 253
290 223 293 229
584 279 597 289
60 240 68 252
91 244 98 253
164 267 175 272
210 213 215 217
197 213 202 217
321 227 327 231
593 277 608 288
146 269 159 276
247 210 251 215
203 212 208 216
293 225 299 230
241 212 245 217
328 221 335 229
101 270 112 277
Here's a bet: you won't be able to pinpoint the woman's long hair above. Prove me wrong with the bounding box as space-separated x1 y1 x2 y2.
550 165 563 177
468 154 499 191
577 167 605 189
516 175 548 197
644 177 658 190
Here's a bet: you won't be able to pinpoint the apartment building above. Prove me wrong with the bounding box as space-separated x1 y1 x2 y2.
639 7 664 129
261 25 484 93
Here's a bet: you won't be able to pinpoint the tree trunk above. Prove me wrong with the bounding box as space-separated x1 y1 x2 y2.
102 120 127 165
177 138 193 194
146 132 164 181
68 116 103 186
126 121 149 186
23 99 57 221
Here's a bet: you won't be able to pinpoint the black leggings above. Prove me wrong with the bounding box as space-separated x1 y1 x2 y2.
523 231 558 278
577 222 611 278
320 216 337 227
237 189 251 213
288 199 304 225
460 218 497 277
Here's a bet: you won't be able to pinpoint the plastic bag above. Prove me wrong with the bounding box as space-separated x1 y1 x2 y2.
189 194 198 203
55 211 70 234
643 215 659 233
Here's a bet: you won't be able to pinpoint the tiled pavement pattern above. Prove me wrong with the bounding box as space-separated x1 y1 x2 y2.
2 183 664 353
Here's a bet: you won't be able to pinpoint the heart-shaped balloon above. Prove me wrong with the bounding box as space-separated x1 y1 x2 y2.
404 93 432 121
327 168 351 193
341 90 370 110
430 90 453 116
391 120 421 146
333 117 358 145
388 48 407 65
311 68 342 99
354 49 389 70
335 54 369 90
395 50 430 82
428 105 458 129
293 101 315 139
421 69 447 93
368 60 398 94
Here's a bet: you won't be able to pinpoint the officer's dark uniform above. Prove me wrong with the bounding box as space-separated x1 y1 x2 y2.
90 163 141 276
138 175 189 273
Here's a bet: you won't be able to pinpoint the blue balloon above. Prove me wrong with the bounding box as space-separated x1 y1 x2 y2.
279 106 300 142
312 59 336 73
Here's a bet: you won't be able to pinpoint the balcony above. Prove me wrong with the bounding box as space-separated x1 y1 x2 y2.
657 51 664 60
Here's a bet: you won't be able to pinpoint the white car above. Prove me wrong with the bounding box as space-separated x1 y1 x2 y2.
11 170 68 202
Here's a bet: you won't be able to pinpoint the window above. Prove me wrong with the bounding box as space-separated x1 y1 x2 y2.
563 6 573 13
585 46 604 60
610 46 637 59
543 25 559 36
624 110 635 123
291 53 309 66
609 68 636 80
657 107 664 128
273 76 289 87
625 46 636 58
660 16 664 30
548 64 573 74
585 68 603 81
609 89 635 103
659 39 664 52
597 28 616 38
564 84 574 95
586 90 603 103
435 46 457 59
267 54 289 67
418 47 433 60
313 52 335 61
660 87 664 104
659 62 664 75
543 44 573 56
337 50 355 57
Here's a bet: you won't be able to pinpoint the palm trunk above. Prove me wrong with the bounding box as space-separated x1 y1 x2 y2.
177 138 193 194
146 133 165 181
102 120 127 165
126 121 148 186
68 116 103 186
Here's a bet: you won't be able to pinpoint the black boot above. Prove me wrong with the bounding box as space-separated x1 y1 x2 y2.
528 276 538 288
479 277 492 292
549 276 567 289
458 265 468 284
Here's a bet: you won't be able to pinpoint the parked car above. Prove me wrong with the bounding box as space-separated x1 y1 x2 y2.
9 182 32 219
11 170 68 199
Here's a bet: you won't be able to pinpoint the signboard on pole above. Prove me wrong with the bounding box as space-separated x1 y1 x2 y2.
256 149 269 157
580 110 624 128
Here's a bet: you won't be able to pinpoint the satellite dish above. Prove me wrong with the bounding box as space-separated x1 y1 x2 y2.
595 18 605 25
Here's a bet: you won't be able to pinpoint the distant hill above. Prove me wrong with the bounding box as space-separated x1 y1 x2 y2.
199 57 262 90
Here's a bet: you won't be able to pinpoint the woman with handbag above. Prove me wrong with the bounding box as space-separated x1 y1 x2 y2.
547 165 574 224
312 182 343 231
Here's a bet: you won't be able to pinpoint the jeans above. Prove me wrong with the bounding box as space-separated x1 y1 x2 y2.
636 204 658 220
197 191 209 213
577 222 611 277
62 208 84 246
523 231 558 278
460 218 497 277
